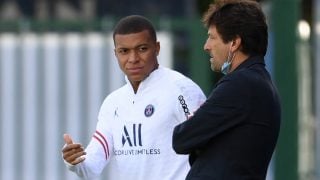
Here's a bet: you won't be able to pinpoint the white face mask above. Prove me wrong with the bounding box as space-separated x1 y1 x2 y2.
221 43 235 75
221 61 231 75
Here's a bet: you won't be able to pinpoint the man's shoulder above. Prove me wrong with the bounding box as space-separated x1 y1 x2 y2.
161 67 196 84
160 67 205 99
227 64 265 81
104 84 129 102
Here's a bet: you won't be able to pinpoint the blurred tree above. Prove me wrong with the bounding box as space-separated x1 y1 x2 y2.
196 0 213 16
302 0 312 24
96 0 189 18
16 0 35 17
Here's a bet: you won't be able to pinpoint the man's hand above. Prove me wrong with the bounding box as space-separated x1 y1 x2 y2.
62 134 86 165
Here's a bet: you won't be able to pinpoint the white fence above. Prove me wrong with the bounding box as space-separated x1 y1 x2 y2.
0 32 172 180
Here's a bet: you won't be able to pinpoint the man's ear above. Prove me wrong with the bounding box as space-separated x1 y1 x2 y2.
156 41 160 56
231 36 241 52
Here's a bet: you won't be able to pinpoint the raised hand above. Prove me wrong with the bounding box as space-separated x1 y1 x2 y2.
62 134 86 165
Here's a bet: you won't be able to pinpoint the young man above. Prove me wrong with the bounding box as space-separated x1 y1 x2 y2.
61 15 206 179
173 0 281 179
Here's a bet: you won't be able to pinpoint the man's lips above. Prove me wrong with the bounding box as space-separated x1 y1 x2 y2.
127 67 143 74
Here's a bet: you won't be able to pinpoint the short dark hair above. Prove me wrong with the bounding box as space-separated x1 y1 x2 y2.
113 15 157 42
203 0 268 56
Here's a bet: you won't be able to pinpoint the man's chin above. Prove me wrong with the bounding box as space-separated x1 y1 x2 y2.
210 65 220 72
128 75 144 83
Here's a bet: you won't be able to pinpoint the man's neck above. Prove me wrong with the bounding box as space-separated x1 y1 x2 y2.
230 52 249 73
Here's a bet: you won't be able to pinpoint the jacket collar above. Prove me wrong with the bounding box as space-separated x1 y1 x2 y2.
125 66 164 94
232 55 265 73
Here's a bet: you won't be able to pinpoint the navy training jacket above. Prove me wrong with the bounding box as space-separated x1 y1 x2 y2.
173 55 281 180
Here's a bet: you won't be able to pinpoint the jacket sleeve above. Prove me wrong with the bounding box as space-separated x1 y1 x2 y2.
174 77 206 123
172 75 250 154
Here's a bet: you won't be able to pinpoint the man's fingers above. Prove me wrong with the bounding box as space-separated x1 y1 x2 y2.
62 145 85 156
62 133 86 165
71 155 86 165
64 151 87 165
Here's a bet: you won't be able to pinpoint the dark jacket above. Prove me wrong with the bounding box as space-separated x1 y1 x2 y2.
173 56 281 180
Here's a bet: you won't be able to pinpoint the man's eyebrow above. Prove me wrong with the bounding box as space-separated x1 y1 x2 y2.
116 43 149 49
136 43 149 47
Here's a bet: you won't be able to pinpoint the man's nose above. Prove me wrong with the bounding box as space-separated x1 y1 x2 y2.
203 40 210 51
128 51 139 63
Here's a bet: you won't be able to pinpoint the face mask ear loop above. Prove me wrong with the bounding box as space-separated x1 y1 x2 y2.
227 42 235 64
229 52 236 63
221 42 236 75
227 42 233 63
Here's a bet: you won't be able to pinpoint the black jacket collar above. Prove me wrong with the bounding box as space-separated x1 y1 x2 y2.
233 55 265 73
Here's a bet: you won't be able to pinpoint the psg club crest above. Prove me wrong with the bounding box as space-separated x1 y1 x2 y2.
144 104 154 117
